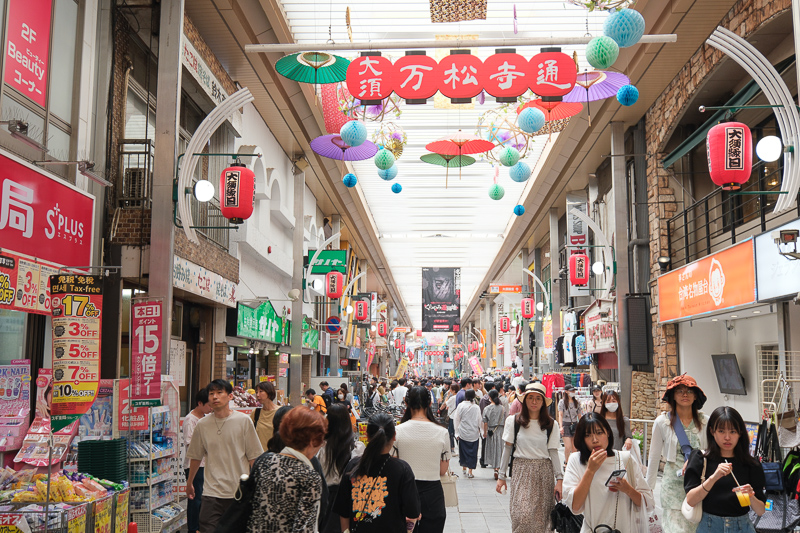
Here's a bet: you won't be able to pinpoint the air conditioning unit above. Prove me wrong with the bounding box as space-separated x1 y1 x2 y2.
121 167 150 207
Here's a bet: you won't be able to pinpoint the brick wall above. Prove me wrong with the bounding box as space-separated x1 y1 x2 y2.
213 342 227 380
112 209 152 246
174 231 240 284
645 0 791 410
630 370 657 434
302 354 312 390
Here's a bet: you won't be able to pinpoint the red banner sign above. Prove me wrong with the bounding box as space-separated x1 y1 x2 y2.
345 51 576 102
117 378 147 431
49 274 102 432
3 0 51 106
0 250 58 315
131 300 162 404
0 152 95 267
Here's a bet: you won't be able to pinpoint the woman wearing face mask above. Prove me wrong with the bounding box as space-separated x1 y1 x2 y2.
558 385 583 464
340 383 353 404
601 391 632 451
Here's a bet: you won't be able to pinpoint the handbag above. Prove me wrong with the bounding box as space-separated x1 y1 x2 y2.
761 421 785 492
441 470 458 507
550 502 583 533
680 451 706 524
749 492 800 533
214 452 269 533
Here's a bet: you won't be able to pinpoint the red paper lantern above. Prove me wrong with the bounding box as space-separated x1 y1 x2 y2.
480 53 529 99
569 253 590 286
438 54 484 100
346 55 395 103
521 297 535 319
393 54 441 101
707 122 752 190
325 271 344 299
394 338 400 349
355 300 369 321
219 164 255 224
500 316 510 333
409 352 414 362
529 51 577 98
378 322 387 337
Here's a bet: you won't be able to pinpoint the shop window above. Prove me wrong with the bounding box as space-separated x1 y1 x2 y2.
0 309 26 364
48 0 78 122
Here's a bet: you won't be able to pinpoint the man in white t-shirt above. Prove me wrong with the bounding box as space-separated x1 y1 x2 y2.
392 377 409 405
182 388 212 533
187 379 263 533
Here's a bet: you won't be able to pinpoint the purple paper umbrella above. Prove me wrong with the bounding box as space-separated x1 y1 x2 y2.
562 70 630 125
310 134 379 161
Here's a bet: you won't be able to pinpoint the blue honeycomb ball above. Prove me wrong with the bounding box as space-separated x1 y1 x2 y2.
518 107 546 134
509 162 532 183
339 120 368 147
488 184 505 200
391 183 402 194
514 205 525 216
378 165 398 181
616 85 639 106
498 147 521 167
586 36 619 70
374 148 396 170
342 173 358 188
603 9 645 48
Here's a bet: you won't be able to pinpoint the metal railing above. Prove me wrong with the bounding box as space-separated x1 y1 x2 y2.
118 139 153 208
188 181 231 250
630 418 655 466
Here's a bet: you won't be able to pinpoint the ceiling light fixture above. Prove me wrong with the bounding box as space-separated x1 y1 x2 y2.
730 315 738 318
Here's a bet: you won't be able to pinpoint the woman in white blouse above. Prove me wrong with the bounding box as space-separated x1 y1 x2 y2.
496 383 563 533
563 413 653 533
395 386 451 533
453 388 482 478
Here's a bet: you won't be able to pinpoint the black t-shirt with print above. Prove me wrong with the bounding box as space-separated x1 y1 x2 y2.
334 453 420 533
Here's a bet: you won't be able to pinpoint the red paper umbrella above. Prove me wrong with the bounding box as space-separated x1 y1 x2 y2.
426 131 495 156
517 99 583 122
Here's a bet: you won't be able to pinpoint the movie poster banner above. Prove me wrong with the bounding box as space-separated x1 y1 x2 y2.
421 267 461 332
49 274 102 432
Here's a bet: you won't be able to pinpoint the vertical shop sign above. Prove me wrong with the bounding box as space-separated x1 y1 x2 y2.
49 274 102 432
566 191 592 298
131 300 162 406
3 0 52 107
469 356 484 375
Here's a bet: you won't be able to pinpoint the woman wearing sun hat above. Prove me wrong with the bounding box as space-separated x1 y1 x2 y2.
496 383 563 533
646 374 709 533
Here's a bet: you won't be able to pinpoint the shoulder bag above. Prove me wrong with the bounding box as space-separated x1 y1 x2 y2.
440 451 459 507
680 451 706 524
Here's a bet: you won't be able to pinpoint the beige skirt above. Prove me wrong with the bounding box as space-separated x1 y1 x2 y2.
509 457 555 533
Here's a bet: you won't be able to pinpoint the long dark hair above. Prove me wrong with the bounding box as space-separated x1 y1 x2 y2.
574 413 615 464
667 391 704 431
266 405 293 452
703 406 759 466
600 391 628 441
354 413 395 478
516 392 554 433
323 404 356 478
488 389 501 406
400 386 436 423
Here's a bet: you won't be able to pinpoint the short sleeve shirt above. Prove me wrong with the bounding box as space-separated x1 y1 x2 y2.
502 415 560 459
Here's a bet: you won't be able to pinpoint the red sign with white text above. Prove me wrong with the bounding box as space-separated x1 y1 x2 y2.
0 152 95 267
346 55 395 102
117 379 148 431
529 52 578 97
394 55 440 100
131 300 163 402
0 251 58 315
3 0 52 106
480 53 529 98
439 54 484 99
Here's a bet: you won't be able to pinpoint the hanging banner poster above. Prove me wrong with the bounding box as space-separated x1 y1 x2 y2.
421 267 461 332
67 504 87 533
567 191 592 298
3 0 52 107
130 300 162 407
0 359 31 452
469 356 484 376
49 274 102 432
93 496 111 533
393 358 409 379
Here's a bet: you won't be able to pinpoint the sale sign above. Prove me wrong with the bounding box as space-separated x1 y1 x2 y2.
130 300 162 406
49 274 102 432
3 0 52 106
0 251 59 315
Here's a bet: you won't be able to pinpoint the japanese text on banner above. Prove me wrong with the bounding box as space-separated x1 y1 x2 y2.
131 300 162 403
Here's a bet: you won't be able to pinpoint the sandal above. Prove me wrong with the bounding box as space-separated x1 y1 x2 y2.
467 473 475 478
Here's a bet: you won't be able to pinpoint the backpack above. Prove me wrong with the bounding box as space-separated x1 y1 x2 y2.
508 418 554 477
321 389 333 410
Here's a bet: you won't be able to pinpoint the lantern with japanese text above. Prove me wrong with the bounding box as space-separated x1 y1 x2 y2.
345 54 395 104
393 54 441 102
408 352 414 362
355 300 369 321
219 163 255 224
480 52 529 101
569 253 590 286
529 51 577 98
500 316 511 333
521 298 535 319
325 271 344 299
378 322 387 337
707 122 752 191
438 53 484 101
401 341 406 353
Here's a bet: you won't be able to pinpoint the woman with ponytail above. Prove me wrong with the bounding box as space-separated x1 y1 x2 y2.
334 413 420 533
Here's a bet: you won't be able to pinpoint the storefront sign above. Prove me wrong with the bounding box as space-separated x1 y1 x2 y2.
173 256 236 307
584 299 615 354
130 300 162 406
393 358 409 379
567 191 591 298
306 250 347 274
169 339 186 386
489 284 522 294
117 378 147 431
421 267 461 332
236 300 291 345
3 0 51 107
49 274 102 432
657 240 756 323
0 152 95 267
302 316 319 350
755 218 800 301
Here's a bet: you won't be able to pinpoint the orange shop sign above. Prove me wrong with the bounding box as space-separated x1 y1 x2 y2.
657 240 756 323
489 285 522 294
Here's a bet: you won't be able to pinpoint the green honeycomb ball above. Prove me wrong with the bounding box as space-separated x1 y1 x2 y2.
498 147 521 167
489 184 505 200
374 148 396 170
586 36 620 70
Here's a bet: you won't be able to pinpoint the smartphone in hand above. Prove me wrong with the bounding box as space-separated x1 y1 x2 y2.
605 469 627 486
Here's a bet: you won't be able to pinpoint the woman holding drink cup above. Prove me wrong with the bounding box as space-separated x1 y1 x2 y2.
684 406 766 532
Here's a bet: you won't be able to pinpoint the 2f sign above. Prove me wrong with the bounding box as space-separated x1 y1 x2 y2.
21 23 35 44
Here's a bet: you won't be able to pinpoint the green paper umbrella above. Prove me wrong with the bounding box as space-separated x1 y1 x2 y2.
276 52 351 85
420 153 477 188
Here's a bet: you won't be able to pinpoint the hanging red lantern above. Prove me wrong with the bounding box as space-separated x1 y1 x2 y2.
408 352 414 362
569 253 590 286
219 163 256 224
707 122 752 190
325 271 344 299
521 297 535 319
401 342 406 353
394 338 400 349
378 322 387 337
355 300 369 321
500 316 510 333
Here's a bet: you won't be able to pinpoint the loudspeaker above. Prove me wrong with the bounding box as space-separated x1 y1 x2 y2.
626 295 651 366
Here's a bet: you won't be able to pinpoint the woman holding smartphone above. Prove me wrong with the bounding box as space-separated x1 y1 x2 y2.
683 406 765 533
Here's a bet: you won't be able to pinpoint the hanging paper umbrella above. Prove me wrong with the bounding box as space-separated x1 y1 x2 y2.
426 131 494 186
562 70 630 125
276 52 350 85
420 153 477 188
517 100 583 122
310 134 379 161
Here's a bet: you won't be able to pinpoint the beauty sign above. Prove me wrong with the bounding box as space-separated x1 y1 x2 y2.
3 0 51 106
130 300 162 407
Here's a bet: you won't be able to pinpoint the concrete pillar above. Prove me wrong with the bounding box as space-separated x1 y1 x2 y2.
289 169 305 406
549 208 561 370
533 247 543 375
521 249 531 380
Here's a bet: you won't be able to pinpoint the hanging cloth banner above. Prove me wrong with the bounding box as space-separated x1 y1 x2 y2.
130 300 163 407
49 274 102 432
469 356 485 375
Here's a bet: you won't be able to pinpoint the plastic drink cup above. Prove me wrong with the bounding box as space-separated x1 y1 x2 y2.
735 487 750 507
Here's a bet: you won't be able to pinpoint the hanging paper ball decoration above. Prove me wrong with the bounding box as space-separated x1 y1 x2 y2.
391 183 403 194
518 107 546 134
586 36 620 70
342 173 358 188
340 120 368 147
514 205 525 216
374 148 396 170
489 184 505 200
616 85 639 106
498 147 521 167
377 165 398 181
509 161 532 183
603 9 646 48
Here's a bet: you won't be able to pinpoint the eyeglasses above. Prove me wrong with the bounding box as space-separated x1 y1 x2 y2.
674 388 695 396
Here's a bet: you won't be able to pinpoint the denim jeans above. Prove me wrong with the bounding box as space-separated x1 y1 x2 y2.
447 419 455 449
696 513 756 533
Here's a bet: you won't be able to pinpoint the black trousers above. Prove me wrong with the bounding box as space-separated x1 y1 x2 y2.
321 484 341 533
416 480 446 533
480 436 487 467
